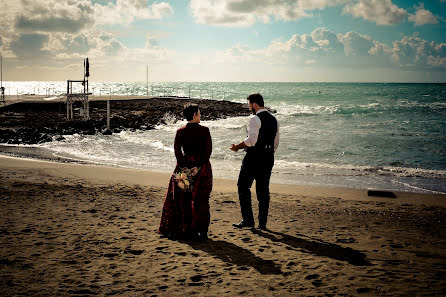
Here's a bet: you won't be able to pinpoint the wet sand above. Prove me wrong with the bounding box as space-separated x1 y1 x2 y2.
0 155 445 296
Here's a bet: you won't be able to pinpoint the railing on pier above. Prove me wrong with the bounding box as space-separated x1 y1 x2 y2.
1 84 249 102
149 86 247 101
90 85 248 101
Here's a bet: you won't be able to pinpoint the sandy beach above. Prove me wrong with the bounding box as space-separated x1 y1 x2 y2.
1 155 445 296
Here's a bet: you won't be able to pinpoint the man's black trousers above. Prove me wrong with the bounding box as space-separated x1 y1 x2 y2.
237 151 274 227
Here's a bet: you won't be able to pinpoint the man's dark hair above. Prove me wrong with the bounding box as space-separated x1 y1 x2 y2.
183 103 199 121
247 93 264 107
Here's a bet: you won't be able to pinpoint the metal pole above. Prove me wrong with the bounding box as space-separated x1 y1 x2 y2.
107 99 110 131
67 81 69 120
87 80 89 120
1 53 3 103
146 65 148 96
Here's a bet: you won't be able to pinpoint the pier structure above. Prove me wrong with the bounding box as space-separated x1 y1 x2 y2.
66 58 91 120
66 80 91 120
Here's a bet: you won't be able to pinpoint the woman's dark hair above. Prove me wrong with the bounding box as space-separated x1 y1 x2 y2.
183 103 199 121
247 93 264 107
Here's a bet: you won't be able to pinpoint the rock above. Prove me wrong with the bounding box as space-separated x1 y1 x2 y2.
102 129 112 135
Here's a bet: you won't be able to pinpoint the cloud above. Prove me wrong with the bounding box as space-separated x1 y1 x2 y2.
0 0 175 72
9 33 51 59
391 34 446 70
0 0 173 35
94 0 173 25
189 0 257 27
189 0 345 27
344 0 407 25
13 0 94 33
408 3 438 26
339 31 374 56
214 28 445 71
40 31 173 65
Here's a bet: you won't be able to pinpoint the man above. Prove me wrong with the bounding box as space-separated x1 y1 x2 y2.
230 93 279 230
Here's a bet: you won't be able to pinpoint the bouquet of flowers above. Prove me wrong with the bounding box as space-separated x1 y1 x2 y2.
174 167 200 192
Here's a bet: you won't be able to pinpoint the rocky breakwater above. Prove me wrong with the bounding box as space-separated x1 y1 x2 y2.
0 97 250 145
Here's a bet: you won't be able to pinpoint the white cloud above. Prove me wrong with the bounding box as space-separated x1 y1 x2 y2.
3 0 95 34
94 0 173 25
344 0 407 25
189 0 346 27
408 4 438 26
189 0 256 27
0 0 175 73
338 31 374 56
391 35 446 70
45 32 174 64
214 28 445 71
0 0 173 35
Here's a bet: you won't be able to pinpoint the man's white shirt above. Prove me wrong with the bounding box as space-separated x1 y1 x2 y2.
243 109 280 152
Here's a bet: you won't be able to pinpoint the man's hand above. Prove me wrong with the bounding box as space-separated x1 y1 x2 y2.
230 142 248 152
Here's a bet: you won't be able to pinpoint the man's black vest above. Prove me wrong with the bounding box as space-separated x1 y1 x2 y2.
247 111 277 154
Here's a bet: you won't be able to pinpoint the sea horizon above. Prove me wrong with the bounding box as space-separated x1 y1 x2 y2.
2 80 446 84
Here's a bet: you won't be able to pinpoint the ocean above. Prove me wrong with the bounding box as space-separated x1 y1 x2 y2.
2 81 446 194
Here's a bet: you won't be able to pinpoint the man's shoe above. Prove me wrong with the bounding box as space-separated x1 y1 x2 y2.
258 224 267 230
232 221 254 228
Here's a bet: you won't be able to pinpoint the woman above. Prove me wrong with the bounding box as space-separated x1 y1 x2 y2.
158 103 213 240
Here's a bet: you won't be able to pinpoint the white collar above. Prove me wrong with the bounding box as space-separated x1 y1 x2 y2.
256 108 267 115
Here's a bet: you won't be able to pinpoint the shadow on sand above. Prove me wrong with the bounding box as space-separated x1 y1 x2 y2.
183 238 282 275
251 229 371 266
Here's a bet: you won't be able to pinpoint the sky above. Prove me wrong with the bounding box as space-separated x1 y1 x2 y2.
0 0 445 82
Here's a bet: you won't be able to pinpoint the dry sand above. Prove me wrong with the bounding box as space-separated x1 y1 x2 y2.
0 155 445 296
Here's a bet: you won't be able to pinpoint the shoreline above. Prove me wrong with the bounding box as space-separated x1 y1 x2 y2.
2 141 446 196
1 153 445 207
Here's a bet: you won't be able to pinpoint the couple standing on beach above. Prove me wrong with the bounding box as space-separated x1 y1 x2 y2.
158 93 279 240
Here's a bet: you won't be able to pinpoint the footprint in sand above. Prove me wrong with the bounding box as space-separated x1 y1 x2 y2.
357 287 371 294
286 261 296 267
124 248 144 255
305 274 319 280
190 275 206 282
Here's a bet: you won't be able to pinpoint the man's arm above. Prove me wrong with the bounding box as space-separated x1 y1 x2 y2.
230 116 260 152
230 141 248 152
